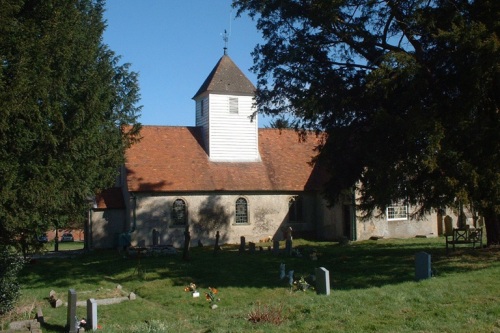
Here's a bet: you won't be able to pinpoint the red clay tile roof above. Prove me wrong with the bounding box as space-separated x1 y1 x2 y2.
96 187 125 209
125 126 327 193
193 55 255 99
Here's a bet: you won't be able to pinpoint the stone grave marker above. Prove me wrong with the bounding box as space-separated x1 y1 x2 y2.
213 231 220 256
285 227 293 256
288 270 294 287
239 236 246 254
249 242 256 254
67 289 78 333
273 240 280 255
315 267 331 295
87 298 97 331
285 238 293 256
415 251 432 281
279 263 286 280
152 229 159 246
444 215 453 236
36 306 44 324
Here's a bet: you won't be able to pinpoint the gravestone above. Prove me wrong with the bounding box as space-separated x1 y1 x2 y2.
285 238 293 256
213 231 220 256
285 227 293 256
279 263 286 280
35 307 44 324
444 215 453 236
239 236 246 254
86 298 97 331
67 289 78 333
152 229 159 246
273 240 280 255
182 226 191 260
315 267 331 295
415 252 432 281
288 270 294 287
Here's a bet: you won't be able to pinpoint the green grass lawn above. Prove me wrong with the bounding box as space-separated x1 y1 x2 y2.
3 237 500 332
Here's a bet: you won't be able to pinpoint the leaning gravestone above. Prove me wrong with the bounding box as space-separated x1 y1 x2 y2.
67 289 78 333
87 298 97 331
315 267 331 295
415 252 432 281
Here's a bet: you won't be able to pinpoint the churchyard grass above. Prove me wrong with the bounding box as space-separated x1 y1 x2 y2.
3 237 500 332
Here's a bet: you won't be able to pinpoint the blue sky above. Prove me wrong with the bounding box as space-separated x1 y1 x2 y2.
103 1 271 127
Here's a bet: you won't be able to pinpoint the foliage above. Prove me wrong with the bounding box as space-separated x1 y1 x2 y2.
266 115 294 129
233 0 500 243
204 286 220 306
0 246 26 315
0 0 142 252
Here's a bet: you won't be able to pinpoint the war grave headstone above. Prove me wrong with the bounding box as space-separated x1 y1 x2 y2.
315 267 331 295
415 251 432 281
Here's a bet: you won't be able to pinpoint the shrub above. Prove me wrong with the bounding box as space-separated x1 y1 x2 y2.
0 247 26 315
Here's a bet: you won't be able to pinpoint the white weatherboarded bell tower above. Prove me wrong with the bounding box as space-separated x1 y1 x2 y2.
192 54 260 162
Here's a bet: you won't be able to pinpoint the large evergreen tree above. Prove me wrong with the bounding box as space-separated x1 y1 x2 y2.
234 0 500 244
0 0 141 253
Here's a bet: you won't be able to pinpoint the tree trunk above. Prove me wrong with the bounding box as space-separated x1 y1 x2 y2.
483 208 500 246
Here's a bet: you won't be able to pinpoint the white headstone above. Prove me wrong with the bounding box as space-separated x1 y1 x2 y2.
67 289 78 333
415 252 432 281
315 267 331 295
86 298 97 331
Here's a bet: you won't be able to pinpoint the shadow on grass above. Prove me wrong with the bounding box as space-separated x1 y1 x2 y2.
40 322 66 333
19 238 500 294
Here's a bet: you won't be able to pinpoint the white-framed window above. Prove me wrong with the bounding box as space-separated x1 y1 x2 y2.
229 97 238 114
387 203 408 221
235 197 248 224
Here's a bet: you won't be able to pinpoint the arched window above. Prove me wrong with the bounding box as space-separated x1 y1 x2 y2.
235 197 248 224
172 199 187 225
288 196 303 223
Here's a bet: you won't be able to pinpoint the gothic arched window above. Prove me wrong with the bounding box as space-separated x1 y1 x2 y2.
235 197 248 224
172 199 187 225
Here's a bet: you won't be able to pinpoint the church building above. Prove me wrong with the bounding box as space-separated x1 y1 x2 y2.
88 53 445 249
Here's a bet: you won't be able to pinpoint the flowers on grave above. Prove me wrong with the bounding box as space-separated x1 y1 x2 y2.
184 282 200 297
205 287 220 307
184 283 197 292
293 275 313 292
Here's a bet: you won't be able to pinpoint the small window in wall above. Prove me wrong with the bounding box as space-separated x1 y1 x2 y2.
235 197 248 224
387 203 408 221
172 199 187 225
200 99 204 117
288 196 304 223
229 97 238 114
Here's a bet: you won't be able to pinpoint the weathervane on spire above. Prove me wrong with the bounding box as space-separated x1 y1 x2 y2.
222 29 229 55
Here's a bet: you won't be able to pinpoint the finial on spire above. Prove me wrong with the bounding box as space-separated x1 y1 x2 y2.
222 29 229 55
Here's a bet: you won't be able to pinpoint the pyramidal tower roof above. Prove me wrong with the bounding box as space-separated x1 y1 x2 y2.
193 55 255 99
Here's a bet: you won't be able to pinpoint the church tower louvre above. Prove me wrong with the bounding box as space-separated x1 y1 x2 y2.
192 54 260 162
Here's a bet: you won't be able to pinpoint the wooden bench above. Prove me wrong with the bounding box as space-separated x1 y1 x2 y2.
445 227 483 253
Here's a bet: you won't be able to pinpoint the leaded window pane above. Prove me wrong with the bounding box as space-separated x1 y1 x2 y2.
235 197 248 224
